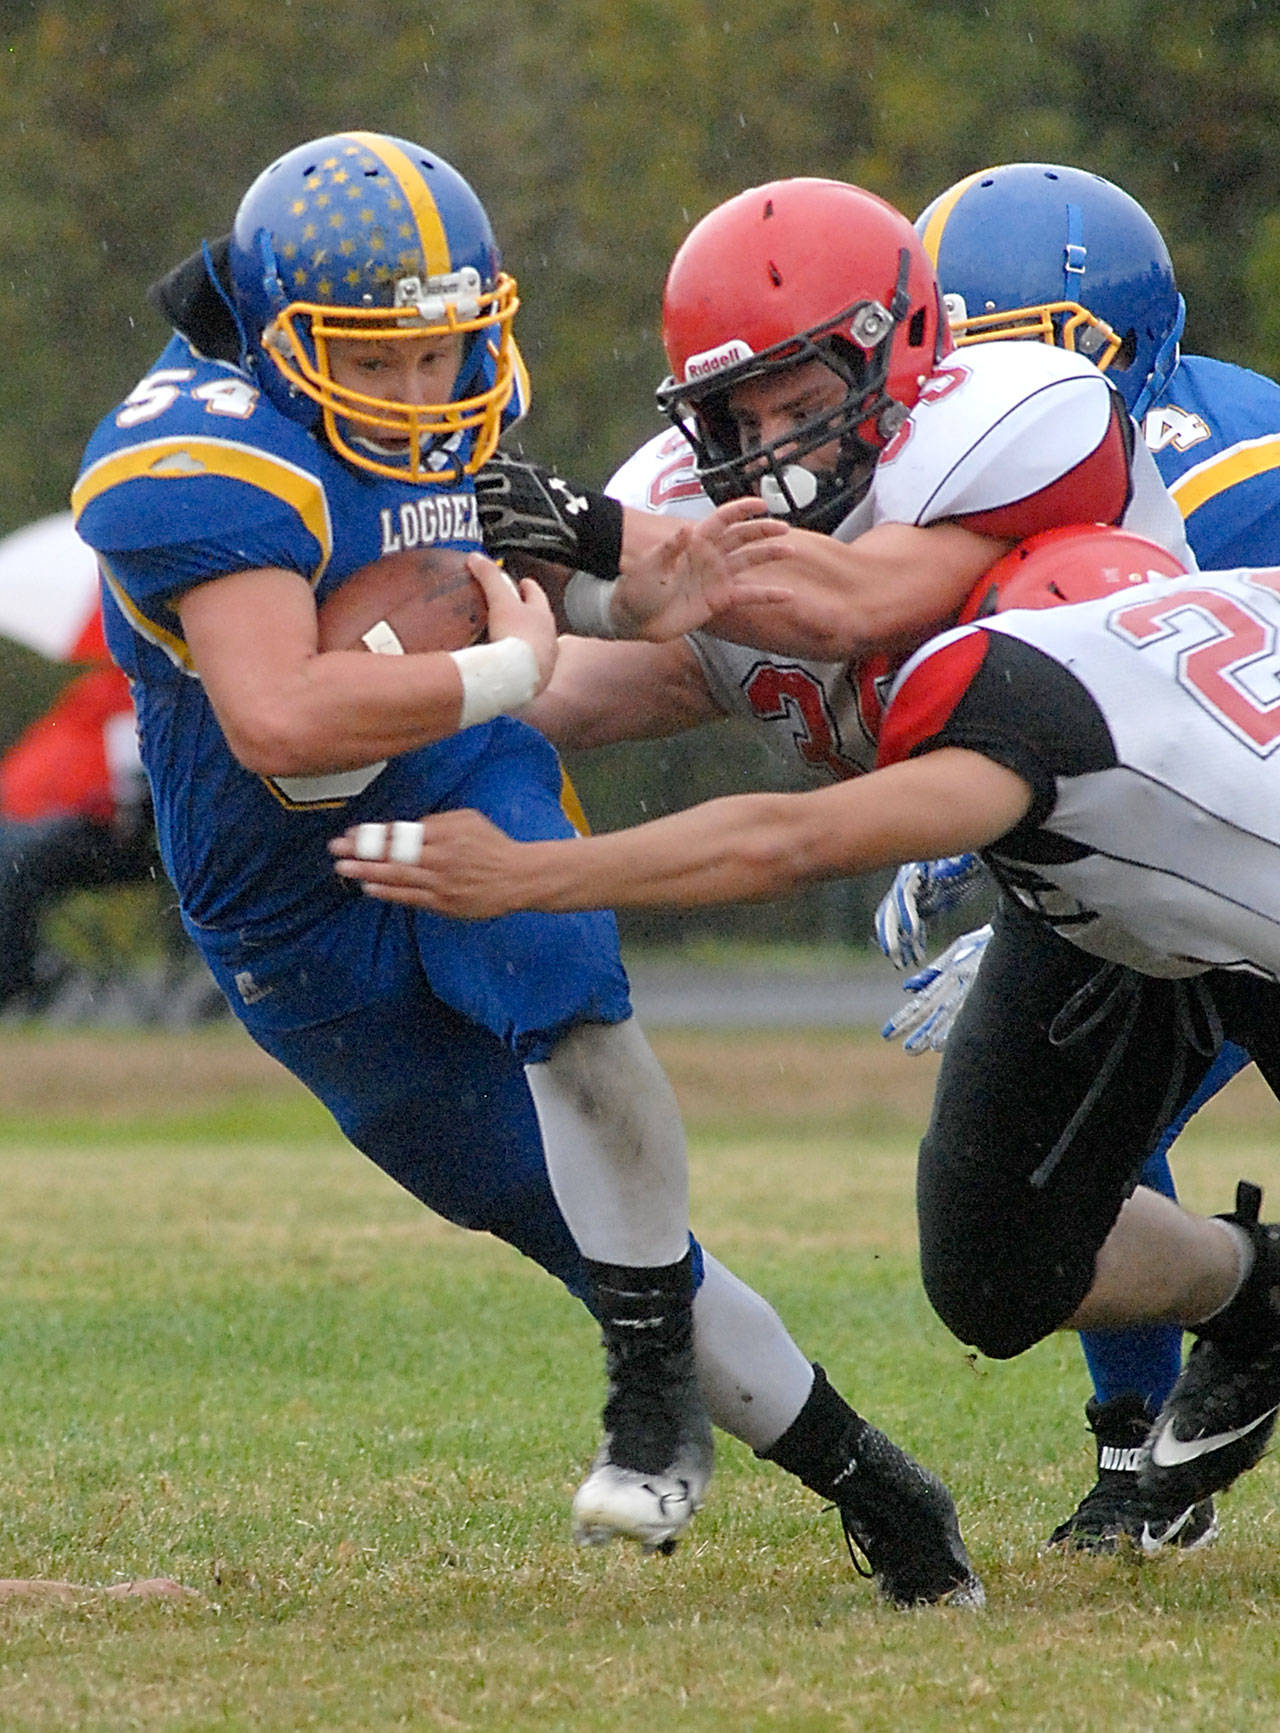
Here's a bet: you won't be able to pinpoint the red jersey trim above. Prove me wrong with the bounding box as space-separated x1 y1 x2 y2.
952 400 1132 539
877 631 990 768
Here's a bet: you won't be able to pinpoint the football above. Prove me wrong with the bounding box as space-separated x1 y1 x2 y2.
316 546 488 655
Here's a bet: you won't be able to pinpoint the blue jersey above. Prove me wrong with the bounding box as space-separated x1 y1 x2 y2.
1144 353 1280 568
73 333 509 941
72 330 631 1292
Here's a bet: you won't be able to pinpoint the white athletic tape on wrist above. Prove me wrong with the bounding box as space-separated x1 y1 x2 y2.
360 619 405 655
562 570 618 639
449 636 541 729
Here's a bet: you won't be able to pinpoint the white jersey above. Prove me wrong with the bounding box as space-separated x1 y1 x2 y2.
607 342 1195 787
882 567 1280 981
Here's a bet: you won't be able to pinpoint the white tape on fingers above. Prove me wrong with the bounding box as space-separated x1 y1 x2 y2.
354 823 390 860
389 820 426 864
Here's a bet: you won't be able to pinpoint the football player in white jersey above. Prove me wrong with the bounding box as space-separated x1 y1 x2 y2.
476 177 1191 782
333 522 1280 1546
474 177 1202 1553
872 162 1280 1553
355 178 1215 1553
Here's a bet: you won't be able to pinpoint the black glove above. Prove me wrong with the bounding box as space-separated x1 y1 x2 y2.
475 450 625 578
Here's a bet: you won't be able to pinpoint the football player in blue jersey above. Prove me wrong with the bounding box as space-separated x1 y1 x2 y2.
877 161 1280 1553
71 132 981 1606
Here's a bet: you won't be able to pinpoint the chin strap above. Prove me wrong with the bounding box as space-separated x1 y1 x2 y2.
1130 294 1186 421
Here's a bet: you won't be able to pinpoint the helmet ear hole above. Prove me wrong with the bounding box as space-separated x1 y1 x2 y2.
907 308 927 347
1113 330 1139 371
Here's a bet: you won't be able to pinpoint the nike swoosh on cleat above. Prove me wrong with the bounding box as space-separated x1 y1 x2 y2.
1139 1509 1192 1554
1148 1405 1280 1468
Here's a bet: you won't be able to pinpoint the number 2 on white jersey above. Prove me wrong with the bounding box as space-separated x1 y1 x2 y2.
1109 571 1280 752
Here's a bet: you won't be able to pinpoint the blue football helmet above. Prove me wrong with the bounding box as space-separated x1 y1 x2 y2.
227 131 526 482
915 163 1185 419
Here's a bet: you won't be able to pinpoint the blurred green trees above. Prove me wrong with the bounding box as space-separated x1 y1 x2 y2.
1 0 1275 942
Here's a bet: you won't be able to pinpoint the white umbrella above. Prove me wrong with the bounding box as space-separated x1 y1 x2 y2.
0 512 105 662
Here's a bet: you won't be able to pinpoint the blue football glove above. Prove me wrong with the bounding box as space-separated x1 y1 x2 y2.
881 923 993 1055
873 855 988 970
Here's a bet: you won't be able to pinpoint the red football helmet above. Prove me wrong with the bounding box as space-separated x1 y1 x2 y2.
657 179 951 531
958 524 1190 623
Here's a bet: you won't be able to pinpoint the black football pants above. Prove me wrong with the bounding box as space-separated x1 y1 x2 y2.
916 894 1280 1359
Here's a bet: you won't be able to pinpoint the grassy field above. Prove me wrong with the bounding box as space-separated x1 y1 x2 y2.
2 1024 1280 1730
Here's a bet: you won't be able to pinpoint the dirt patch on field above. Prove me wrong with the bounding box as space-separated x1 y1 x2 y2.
652 1028 944 1126
1 1023 1275 1133
0 1026 298 1118
0 1025 934 1125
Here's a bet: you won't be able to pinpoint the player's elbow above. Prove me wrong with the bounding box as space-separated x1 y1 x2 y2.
219 698 326 777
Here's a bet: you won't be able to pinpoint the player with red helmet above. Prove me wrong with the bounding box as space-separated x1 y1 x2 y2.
336 521 1280 1541
868 162 1280 1555
482 175 1189 656
73 136 988 1608
656 179 951 534
452 174 1226 1561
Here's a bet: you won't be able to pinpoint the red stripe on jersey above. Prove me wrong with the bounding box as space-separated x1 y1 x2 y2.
952 400 1131 539
876 631 990 769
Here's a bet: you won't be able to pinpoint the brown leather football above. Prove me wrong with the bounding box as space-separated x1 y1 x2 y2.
316 546 488 655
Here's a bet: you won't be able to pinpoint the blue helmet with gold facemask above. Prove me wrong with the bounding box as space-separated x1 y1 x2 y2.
916 163 1185 420
227 131 527 482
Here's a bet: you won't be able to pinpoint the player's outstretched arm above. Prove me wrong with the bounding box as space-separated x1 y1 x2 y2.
474 451 790 641
520 636 723 751
707 520 1013 661
329 748 1032 919
608 497 791 641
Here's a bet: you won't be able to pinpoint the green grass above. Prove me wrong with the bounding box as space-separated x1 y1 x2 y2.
1 1027 1279 1729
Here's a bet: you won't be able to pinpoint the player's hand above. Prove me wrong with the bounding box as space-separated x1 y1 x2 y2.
881 923 992 1055
873 855 988 970
611 499 791 641
330 808 524 919
698 522 872 657
467 552 559 693
474 450 597 566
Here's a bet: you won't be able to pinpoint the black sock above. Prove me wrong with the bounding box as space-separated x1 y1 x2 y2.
758 1364 868 1501
583 1251 696 1356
